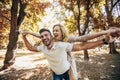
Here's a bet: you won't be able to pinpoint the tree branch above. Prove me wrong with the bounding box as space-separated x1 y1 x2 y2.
0 12 11 21
17 0 27 27
110 0 119 12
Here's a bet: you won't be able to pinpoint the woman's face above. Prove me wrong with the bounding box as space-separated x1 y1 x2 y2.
53 26 63 41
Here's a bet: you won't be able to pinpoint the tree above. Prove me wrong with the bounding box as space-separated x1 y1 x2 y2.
0 0 27 70
59 0 96 60
0 0 51 70
1 0 49 70
0 1 10 49
58 0 92 60
104 0 120 54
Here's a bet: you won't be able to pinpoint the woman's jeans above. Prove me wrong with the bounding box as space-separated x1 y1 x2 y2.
53 70 70 80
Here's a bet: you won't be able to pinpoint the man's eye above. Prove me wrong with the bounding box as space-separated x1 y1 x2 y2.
40 36 43 38
45 34 48 36
40 34 48 38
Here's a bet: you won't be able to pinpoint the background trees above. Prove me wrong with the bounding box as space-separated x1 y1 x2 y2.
0 0 50 70
0 0 120 70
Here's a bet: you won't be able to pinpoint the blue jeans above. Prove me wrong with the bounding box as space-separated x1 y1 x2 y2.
53 70 70 80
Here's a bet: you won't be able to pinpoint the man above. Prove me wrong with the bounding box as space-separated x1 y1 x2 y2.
22 28 113 80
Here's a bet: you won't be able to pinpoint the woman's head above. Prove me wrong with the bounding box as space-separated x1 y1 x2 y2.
53 24 68 41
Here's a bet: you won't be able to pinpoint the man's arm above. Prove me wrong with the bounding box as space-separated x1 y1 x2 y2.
22 30 41 38
28 32 40 38
72 40 103 51
72 33 113 51
22 32 39 52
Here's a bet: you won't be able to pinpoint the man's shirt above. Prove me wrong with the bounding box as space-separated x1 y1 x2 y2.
37 42 73 74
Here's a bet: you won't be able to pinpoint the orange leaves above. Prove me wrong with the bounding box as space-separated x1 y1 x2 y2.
28 1 50 14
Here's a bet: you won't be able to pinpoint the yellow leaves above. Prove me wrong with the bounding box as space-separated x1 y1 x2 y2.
115 16 120 24
90 7 102 18
65 16 77 33
26 0 50 16
99 0 105 6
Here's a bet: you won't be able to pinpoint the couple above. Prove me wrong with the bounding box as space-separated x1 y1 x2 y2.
22 24 120 80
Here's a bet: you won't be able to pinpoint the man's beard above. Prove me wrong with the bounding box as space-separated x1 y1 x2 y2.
42 38 53 46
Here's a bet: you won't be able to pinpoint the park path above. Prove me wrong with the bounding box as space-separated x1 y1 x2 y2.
0 49 120 80
0 49 48 69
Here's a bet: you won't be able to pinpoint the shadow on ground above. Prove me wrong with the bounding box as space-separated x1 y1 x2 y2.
0 49 120 80
76 51 120 80
0 65 51 80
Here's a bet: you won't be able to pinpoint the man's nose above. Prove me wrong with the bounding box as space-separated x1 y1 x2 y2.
42 35 47 39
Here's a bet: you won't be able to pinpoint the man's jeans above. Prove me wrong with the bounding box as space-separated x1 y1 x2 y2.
53 70 70 80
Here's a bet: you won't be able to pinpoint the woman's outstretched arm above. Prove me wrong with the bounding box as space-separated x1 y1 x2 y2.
68 28 120 42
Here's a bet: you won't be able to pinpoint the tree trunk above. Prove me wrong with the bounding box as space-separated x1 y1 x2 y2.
0 0 19 70
84 50 89 61
109 42 119 54
1 0 27 70
83 0 90 61
106 13 119 54
77 0 81 35
105 0 119 54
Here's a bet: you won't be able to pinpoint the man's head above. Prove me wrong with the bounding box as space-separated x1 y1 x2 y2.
39 28 53 46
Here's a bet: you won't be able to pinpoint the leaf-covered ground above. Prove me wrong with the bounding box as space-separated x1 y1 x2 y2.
0 48 120 80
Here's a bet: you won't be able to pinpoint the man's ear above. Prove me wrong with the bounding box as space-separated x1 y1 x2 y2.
51 35 54 40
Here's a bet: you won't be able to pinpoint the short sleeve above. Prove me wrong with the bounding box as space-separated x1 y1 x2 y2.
36 45 44 51
65 42 73 52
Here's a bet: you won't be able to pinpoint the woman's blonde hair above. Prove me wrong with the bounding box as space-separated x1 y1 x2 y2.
53 24 68 42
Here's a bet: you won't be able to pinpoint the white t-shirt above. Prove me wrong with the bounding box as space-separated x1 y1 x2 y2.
37 42 73 75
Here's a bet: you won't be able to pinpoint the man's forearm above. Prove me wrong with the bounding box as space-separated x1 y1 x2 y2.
72 40 104 51
28 32 40 38
22 35 38 52
81 40 103 50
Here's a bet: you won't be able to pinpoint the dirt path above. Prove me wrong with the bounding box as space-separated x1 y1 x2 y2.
0 49 120 80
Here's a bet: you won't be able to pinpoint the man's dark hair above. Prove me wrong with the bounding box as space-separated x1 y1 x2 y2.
39 28 51 34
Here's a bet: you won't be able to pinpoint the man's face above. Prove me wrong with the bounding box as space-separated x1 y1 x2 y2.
40 31 53 46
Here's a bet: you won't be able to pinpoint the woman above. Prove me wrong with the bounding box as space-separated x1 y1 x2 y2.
53 24 78 80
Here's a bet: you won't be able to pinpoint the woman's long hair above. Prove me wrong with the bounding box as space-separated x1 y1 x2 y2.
53 24 68 42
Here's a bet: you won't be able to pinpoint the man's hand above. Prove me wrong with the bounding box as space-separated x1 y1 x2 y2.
109 27 120 37
105 33 116 44
22 30 31 37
